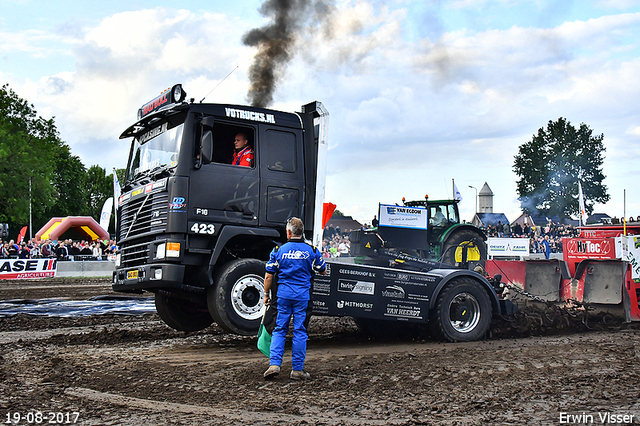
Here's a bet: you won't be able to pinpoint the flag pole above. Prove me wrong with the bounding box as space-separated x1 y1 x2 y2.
624 189 626 236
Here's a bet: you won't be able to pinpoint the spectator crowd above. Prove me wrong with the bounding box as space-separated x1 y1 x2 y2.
321 217 581 259
479 220 580 255
322 225 352 258
0 238 119 261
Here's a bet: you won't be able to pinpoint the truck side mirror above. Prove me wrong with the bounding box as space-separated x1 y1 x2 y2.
200 130 213 165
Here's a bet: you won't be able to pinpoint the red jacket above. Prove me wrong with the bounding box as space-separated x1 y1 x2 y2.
232 147 254 167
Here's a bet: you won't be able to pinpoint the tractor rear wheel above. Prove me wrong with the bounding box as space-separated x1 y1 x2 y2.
441 229 486 266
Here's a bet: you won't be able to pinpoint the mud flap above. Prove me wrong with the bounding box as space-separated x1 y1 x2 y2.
486 259 567 302
575 260 625 304
524 260 568 302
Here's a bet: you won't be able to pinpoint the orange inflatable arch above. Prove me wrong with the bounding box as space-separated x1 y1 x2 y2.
35 216 109 242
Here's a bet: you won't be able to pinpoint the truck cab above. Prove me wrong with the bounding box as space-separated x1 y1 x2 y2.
113 84 328 335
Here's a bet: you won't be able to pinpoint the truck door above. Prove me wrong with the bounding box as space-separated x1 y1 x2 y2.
189 121 259 226
258 127 305 226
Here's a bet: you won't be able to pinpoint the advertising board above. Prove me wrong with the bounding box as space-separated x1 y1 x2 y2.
487 238 530 258
0 259 57 279
621 235 640 283
378 204 428 230
311 262 437 322
563 237 618 275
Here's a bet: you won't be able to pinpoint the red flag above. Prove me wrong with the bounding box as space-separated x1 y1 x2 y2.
322 203 336 229
17 226 27 243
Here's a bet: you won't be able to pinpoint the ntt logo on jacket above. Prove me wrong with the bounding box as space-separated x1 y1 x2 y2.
281 250 310 260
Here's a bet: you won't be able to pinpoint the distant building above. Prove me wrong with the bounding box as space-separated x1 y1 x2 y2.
478 182 493 213
474 213 510 228
587 213 612 225
471 182 510 227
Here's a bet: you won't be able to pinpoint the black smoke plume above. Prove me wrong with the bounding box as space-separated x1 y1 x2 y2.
243 0 333 108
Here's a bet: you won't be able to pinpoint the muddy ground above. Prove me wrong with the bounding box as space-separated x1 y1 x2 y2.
1 278 640 425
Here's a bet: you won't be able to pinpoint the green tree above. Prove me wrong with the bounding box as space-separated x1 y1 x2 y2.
513 117 609 222
86 165 113 220
45 145 87 219
85 166 125 234
0 84 60 236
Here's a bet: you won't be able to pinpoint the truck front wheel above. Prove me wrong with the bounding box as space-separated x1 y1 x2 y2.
207 258 265 335
155 292 214 332
430 277 492 342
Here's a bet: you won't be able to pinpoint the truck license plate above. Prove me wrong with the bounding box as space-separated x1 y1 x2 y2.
127 270 138 279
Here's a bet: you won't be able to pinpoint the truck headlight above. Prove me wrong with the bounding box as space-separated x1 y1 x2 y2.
166 242 181 258
157 243 166 259
156 242 180 259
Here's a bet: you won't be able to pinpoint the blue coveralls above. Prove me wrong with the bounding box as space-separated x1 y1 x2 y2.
265 239 326 371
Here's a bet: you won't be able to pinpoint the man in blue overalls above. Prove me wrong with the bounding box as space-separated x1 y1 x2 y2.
263 217 326 380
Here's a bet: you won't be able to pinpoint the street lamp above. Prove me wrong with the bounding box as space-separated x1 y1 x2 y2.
469 185 478 214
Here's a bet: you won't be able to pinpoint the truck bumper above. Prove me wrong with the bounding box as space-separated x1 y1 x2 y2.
113 263 185 292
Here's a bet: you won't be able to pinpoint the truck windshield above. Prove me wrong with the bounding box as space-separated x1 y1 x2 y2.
126 121 184 181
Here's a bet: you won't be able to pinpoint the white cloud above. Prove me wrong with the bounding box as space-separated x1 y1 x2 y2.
5 2 640 223
626 126 640 137
15 8 255 170
596 0 640 10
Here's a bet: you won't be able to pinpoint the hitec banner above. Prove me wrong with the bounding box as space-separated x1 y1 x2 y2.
487 238 530 257
563 237 616 261
0 259 57 279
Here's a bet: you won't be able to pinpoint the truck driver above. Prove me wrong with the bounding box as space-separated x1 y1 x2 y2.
232 132 254 167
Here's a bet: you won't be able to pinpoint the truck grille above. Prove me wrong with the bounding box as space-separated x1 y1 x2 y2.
121 236 155 267
119 193 169 241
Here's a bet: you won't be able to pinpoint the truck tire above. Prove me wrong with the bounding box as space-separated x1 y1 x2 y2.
430 277 492 342
208 258 265 335
442 229 486 265
155 292 214 332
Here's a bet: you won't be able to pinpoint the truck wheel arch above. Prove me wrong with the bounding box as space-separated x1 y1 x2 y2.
206 225 281 281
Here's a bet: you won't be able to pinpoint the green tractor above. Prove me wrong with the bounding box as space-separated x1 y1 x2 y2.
402 196 487 266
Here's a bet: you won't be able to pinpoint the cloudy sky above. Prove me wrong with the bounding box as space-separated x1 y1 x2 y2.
2 0 640 225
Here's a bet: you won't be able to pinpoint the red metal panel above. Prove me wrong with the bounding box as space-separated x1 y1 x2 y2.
624 265 640 321
579 225 640 238
485 260 527 289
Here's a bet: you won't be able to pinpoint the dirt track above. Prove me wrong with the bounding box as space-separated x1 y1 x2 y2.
1 278 640 425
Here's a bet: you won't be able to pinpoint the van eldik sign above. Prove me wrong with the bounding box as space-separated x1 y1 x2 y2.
487 238 530 257
0 259 57 279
